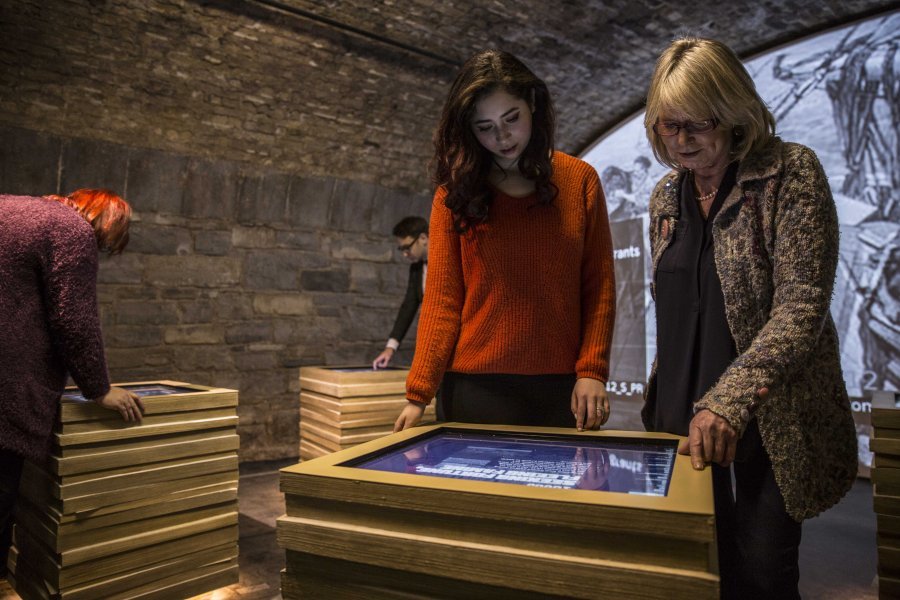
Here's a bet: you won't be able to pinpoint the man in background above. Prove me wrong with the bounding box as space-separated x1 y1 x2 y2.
372 216 428 369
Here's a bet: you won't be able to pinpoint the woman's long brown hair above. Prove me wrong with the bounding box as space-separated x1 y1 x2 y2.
432 50 557 233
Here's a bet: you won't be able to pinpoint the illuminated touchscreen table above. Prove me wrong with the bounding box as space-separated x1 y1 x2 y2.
9 381 239 600
298 365 435 460
278 423 717 599
350 429 675 495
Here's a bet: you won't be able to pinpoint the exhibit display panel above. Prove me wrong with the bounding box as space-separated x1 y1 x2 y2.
8 381 240 600
870 391 900 598
349 429 676 495
298 365 435 460
278 423 718 599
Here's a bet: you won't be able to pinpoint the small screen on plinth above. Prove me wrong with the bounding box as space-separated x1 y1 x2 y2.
62 383 197 401
342 429 677 496
327 366 405 372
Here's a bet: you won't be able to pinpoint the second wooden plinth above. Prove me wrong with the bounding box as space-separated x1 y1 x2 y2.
298 366 434 460
9 381 240 600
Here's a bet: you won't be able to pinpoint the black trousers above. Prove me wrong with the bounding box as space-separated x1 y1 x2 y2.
714 421 802 600
0 448 24 578
438 372 576 428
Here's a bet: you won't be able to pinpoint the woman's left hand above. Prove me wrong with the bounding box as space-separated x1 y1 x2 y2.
93 386 144 422
571 378 610 431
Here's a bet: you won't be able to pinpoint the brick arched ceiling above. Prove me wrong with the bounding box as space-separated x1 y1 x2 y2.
252 0 898 153
2 0 897 192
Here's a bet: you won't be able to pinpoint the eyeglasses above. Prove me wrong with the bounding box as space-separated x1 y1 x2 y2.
652 118 719 136
397 239 417 253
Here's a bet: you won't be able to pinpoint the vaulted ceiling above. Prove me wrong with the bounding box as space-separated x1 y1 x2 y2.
252 0 898 154
3 0 897 193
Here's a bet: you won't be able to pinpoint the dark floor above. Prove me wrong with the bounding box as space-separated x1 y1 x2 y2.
0 465 880 599
799 479 877 599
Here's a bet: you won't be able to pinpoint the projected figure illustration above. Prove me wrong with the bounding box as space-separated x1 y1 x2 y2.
597 156 657 220
770 12 900 393
601 165 642 221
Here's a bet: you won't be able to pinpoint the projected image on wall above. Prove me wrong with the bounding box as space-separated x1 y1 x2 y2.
582 10 900 401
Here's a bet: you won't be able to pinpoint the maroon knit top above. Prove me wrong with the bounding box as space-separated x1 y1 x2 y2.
0 195 111 460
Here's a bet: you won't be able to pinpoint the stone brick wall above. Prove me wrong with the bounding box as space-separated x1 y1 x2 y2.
0 1 449 461
5 0 892 191
0 0 452 193
0 124 429 461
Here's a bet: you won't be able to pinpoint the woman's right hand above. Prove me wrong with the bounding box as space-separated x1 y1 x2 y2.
393 401 426 432
678 388 768 469
571 377 609 431
678 408 738 469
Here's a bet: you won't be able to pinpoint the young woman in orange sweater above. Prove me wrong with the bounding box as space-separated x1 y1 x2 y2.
393 50 616 433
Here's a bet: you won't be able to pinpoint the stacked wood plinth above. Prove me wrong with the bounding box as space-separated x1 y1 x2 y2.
871 391 900 598
7 381 240 600
278 423 719 599
298 366 435 460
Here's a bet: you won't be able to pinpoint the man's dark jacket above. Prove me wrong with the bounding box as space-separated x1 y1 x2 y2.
390 261 424 343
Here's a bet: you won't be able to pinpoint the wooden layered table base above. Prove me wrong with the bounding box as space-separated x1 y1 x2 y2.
281 552 566 600
9 381 240 600
279 423 718 599
871 397 900 598
9 533 238 600
298 366 435 460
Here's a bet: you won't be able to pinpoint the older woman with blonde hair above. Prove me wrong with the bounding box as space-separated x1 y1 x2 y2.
641 37 856 598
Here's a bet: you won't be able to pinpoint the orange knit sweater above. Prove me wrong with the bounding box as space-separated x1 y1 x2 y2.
406 151 616 404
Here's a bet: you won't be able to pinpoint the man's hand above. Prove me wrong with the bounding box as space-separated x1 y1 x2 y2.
571 378 610 431
393 401 426 432
373 347 395 369
93 386 144 422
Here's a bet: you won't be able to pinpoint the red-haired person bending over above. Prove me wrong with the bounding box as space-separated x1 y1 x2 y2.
0 189 142 577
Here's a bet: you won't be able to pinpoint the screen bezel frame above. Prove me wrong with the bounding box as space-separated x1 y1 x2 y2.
342 426 678 497
284 423 713 515
61 382 199 401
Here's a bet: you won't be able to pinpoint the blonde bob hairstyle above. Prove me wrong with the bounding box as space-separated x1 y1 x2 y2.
644 36 776 170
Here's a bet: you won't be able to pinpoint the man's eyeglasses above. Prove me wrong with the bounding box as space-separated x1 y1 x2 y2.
652 118 719 136
397 239 417 253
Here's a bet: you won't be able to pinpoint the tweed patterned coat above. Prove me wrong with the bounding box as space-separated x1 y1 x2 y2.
642 137 857 522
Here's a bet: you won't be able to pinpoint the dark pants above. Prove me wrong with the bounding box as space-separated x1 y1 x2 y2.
0 449 24 578
439 372 576 428
714 421 802 600
435 385 446 422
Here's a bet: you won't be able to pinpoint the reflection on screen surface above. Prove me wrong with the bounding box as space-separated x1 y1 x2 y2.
346 431 677 496
62 384 196 402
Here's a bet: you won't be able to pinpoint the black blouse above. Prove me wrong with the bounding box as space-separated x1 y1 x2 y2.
653 163 739 436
